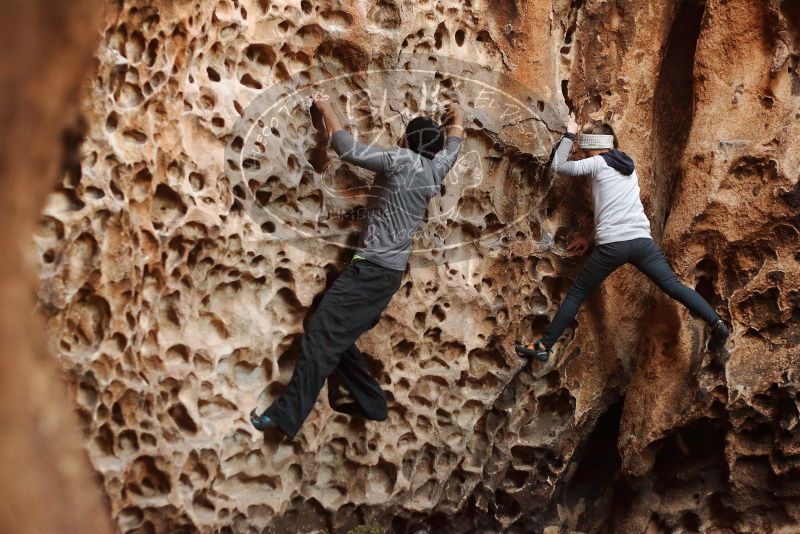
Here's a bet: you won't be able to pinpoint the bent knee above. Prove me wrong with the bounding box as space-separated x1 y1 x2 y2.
368 410 388 422
365 399 388 421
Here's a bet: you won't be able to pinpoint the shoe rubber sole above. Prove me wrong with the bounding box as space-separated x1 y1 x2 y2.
515 344 549 363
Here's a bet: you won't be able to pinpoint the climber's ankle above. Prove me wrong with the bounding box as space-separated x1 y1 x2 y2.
708 319 729 353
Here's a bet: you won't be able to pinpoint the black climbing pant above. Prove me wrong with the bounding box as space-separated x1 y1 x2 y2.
264 259 403 439
540 237 721 349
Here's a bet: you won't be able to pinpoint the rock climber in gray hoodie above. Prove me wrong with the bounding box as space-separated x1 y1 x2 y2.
515 114 729 362
250 94 464 439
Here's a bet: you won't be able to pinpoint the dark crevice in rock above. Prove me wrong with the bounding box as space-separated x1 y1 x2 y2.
781 0 800 34
61 115 89 189
650 0 706 237
605 416 732 532
541 398 625 532
561 79 574 111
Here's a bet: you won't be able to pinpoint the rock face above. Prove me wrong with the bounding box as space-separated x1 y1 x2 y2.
1 1 112 533
37 0 799 532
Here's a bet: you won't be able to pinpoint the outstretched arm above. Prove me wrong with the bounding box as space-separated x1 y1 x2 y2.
311 94 390 173
550 112 598 177
431 103 465 183
312 93 344 137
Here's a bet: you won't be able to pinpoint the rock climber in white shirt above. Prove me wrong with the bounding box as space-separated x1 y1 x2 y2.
516 114 729 362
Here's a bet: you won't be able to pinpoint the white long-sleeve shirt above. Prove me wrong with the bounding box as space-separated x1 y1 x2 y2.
550 136 652 245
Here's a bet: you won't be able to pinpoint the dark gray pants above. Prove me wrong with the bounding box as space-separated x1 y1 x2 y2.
265 260 403 439
541 238 720 348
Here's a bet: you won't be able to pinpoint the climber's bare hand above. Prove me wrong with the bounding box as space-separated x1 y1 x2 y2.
566 236 591 255
311 93 332 112
310 93 342 137
443 103 465 124
567 112 579 134
443 103 465 138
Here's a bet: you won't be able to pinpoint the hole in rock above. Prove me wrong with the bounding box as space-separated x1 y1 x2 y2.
240 73 262 89
493 489 520 520
651 417 729 496
151 184 187 224
127 456 171 496
694 257 720 306
368 0 401 30
168 403 198 434
207 67 221 82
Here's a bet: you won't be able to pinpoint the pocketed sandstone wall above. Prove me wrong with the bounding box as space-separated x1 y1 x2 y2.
36 0 800 532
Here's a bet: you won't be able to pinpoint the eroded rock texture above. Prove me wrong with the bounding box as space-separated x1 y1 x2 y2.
37 0 799 532
0 0 111 533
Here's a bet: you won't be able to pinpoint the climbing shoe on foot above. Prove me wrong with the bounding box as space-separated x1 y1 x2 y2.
250 409 276 431
708 320 730 353
515 340 550 363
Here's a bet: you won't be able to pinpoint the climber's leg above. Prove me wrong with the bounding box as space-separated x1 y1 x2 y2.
328 345 388 421
539 241 630 349
630 238 729 350
256 260 402 438
630 238 721 324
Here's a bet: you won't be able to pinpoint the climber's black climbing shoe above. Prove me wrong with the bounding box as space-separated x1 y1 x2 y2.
708 320 730 353
515 341 550 363
250 409 276 431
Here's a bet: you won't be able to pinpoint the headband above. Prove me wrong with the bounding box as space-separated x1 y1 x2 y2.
579 134 615 149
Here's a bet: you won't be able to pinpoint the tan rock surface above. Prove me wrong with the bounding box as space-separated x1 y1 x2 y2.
0 0 112 533
36 0 800 532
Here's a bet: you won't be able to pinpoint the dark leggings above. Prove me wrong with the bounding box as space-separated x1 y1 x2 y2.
540 238 720 348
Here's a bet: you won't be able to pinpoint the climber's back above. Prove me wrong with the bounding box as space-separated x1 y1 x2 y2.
550 122 651 246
